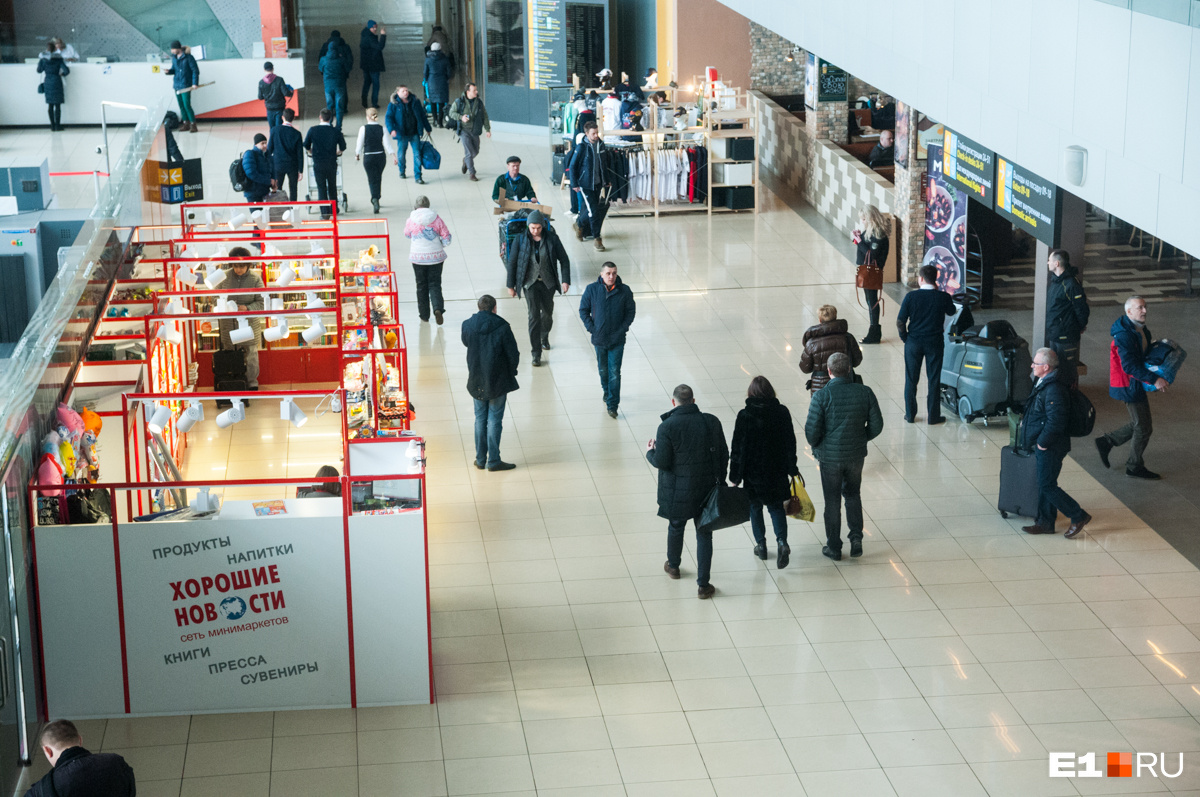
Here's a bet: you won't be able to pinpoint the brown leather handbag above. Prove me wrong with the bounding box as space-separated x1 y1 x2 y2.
855 252 884 292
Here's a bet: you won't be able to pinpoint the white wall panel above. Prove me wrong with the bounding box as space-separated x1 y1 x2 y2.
981 101 1020 160
1104 152 1161 232
988 0 1033 112
1027 0 1080 124
1185 29 1200 190
1073 3 1131 153
1124 15 1191 179
1157 179 1200 257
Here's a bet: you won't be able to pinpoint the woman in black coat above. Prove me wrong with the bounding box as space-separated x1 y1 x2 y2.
853 204 890 344
37 45 69 131
729 376 799 569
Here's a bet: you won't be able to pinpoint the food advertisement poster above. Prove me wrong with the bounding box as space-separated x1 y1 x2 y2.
924 143 966 293
996 156 1058 245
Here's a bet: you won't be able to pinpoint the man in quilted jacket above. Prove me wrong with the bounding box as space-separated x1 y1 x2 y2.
805 353 884 561
1096 296 1167 479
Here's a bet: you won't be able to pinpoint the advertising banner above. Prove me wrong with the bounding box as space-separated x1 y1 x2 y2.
805 51 817 109
942 129 994 208
895 101 910 169
924 142 967 293
996 156 1059 245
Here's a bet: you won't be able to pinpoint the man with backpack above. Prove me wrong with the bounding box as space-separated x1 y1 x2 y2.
1021 348 1092 538
318 31 353 130
1045 249 1089 386
448 82 490 181
240 133 273 202
1096 296 1168 479
258 61 293 129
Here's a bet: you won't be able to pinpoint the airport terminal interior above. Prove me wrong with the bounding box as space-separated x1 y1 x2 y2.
2 0 1200 795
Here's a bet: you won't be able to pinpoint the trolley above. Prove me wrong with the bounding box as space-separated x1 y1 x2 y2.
306 159 349 214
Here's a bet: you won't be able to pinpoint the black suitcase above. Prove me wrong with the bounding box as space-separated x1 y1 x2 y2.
998 445 1038 519
213 349 247 408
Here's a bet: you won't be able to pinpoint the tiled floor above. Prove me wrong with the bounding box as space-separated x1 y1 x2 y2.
11 8 1200 796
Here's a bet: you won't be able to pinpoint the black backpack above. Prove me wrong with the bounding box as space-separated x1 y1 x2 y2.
229 152 249 192
1066 388 1096 437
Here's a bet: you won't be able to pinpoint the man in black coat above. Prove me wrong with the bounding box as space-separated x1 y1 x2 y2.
569 121 610 251
505 210 570 367
1045 249 1089 386
896 264 956 424
268 107 304 201
462 295 519 471
258 61 291 129
384 86 432 183
1021 348 1092 538
303 108 346 220
647 384 728 599
25 719 135 796
359 21 386 108
578 261 635 418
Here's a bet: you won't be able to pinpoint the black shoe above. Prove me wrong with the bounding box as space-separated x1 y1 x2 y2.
420 316 430 323
822 545 842 561
928 416 947 426
904 415 915 424
777 543 790 569
541 340 551 350
850 540 863 558
399 173 407 179
1096 437 1113 469
435 310 444 325
487 461 516 471
607 408 618 419
1021 523 1055 534
860 324 882 344
664 561 680 579
415 177 426 185
371 198 380 214
698 584 715 599
462 161 468 174
532 354 542 367
1126 466 1161 480
753 543 767 560
474 461 486 470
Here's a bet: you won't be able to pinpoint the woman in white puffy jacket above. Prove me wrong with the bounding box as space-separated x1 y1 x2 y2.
403 195 453 324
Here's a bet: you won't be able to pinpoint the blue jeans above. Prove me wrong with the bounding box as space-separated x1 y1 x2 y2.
748 496 788 546
267 110 283 129
1035 448 1084 531
324 82 348 128
818 458 864 551
595 344 625 411
396 135 422 178
473 394 507 467
361 71 381 107
667 516 713 587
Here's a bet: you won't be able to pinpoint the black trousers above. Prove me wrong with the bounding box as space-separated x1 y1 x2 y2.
524 281 555 355
275 170 299 201
903 337 944 421
819 458 864 551
313 161 338 218
412 262 444 320
48 104 61 127
363 153 386 200
863 288 881 326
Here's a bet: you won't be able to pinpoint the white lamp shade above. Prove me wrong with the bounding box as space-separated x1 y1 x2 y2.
251 210 266 229
229 212 248 229
176 400 204 433
280 398 308 428
146 404 172 434
304 292 325 310
215 400 245 429
204 268 227 289
177 264 199 285
165 299 185 315
273 264 296 288
298 262 317 280
309 242 326 255
282 209 294 224
270 297 284 311
229 318 255 345
156 322 183 344
302 318 326 343
204 211 217 230
263 319 290 341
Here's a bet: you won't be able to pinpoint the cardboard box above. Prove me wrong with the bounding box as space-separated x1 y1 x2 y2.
493 188 552 217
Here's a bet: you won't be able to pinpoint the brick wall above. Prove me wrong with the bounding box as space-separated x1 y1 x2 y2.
748 22 805 95
892 103 925 285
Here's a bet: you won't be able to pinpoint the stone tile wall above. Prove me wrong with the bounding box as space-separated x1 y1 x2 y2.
748 22 805 95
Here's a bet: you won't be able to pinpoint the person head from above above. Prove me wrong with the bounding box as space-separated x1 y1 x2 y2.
506 155 521 177
1032 347 1058 380
478 294 497 313
600 261 618 288
313 464 341 495
818 304 838 323
747 375 776 399
414 195 430 210
367 20 377 33
1125 295 1147 325
584 121 599 142
169 40 183 54
396 85 410 101
283 108 295 123
319 108 332 123
227 246 253 277
879 129 894 149
645 67 657 80
465 82 478 99
330 30 341 39
918 264 938 286
652 91 668 104
1048 248 1069 275
860 204 887 239
430 42 442 52
526 210 545 238
671 384 694 406
366 107 378 122
252 133 268 152
828 352 852 379
263 61 274 74
597 68 612 79
40 719 83 765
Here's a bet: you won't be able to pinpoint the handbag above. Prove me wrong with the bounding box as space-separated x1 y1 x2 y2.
698 416 749 532
419 137 441 170
855 250 885 318
38 83 45 94
785 474 816 522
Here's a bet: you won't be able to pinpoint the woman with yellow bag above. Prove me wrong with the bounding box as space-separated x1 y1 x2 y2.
729 376 800 569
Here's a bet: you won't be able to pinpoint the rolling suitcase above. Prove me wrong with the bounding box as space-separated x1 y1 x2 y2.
213 348 247 408
998 445 1037 519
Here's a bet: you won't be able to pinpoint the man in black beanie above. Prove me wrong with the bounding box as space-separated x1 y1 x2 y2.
241 133 274 202
505 209 570 366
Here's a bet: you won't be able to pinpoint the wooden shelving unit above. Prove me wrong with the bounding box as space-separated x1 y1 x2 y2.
702 86 759 215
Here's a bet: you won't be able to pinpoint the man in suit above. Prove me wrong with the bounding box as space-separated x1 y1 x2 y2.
267 108 304 201
896 264 956 424
303 108 346 220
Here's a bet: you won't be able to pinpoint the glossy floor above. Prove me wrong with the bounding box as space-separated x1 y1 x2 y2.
15 116 1200 797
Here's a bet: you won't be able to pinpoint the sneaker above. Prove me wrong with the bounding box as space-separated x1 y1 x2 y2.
777 543 791 569
850 540 863 558
434 310 444 325
594 237 606 251
415 178 426 185
697 584 715 599
1126 466 1161 480
822 545 842 561
1095 437 1113 469
487 461 516 471
753 543 767 560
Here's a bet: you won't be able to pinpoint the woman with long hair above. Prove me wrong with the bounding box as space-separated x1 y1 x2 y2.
853 205 889 344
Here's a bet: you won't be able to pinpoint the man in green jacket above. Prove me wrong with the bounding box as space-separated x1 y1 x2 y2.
448 83 490 180
804 352 884 561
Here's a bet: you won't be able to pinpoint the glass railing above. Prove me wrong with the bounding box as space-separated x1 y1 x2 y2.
0 93 170 472
0 16 257 64
1092 0 1200 26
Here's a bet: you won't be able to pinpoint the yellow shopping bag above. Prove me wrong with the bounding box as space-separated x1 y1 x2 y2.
786 474 816 522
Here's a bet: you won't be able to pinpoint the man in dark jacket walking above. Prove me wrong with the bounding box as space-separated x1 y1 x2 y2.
268 108 304 201
897 264 956 424
805 353 884 560
505 210 570 367
1096 296 1168 479
448 83 491 180
385 86 431 184
303 108 346 220
462 295 519 471
258 61 291 129
648 384 728 599
241 134 273 202
1021 348 1092 538
578 262 635 418
1045 249 1089 385
359 21 386 108
25 719 135 797
318 31 353 130
570 122 610 251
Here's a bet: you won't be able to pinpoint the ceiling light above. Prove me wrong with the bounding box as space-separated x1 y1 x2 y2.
301 317 326 344
273 263 296 287
176 263 200 285
309 242 326 255
165 299 185 315
251 210 267 229
229 212 248 230
263 318 290 342
146 402 171 434
269 297 284 311
204 268 227 289
298 262 317 280
176 399 204 433
204 211 218 231
215 399 245 429
156 321 183 344
305 292 325 310
280 398 308 428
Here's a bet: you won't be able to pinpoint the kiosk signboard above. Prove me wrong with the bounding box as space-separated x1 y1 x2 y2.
942 128 994 207
996 156 1058 245
805 53 847 106
527 0 565 90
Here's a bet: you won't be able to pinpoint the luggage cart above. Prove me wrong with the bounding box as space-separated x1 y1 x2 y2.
306 159 349 215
